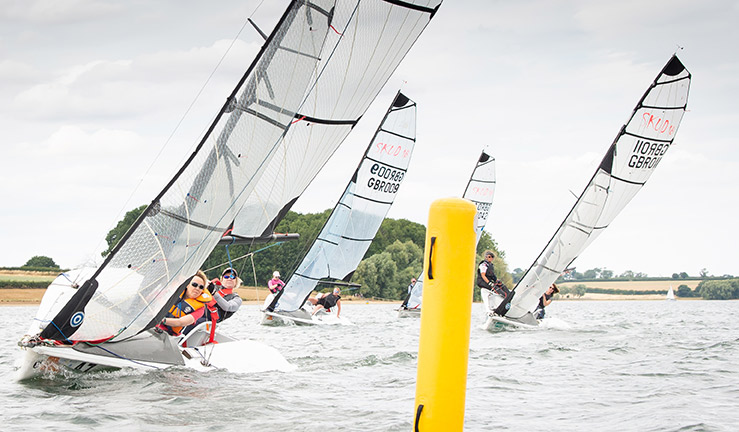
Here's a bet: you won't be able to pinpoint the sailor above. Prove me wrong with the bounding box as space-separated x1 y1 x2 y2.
308 287 342 318
265 271 286 312
158 270 215 336
208 267 243 322
400 277 417 309
477 250 513 315
534 283 559 319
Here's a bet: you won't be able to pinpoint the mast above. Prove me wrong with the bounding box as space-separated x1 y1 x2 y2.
505 55 691 319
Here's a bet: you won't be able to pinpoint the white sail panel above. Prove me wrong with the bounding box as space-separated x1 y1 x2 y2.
406 150 496 310
506 56 691 319
41 1 338 342
231 0 441 239
277 92 417 311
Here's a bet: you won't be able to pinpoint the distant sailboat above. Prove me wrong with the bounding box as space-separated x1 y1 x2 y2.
398 150 496 318
666 286 676 301
483 55 691 330
261 91 417 325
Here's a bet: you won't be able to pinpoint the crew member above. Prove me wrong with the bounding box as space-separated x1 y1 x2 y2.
308 287 342 318
534 283 559 319
158 270 215 336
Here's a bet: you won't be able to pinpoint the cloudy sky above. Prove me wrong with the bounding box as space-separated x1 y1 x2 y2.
1 0 736 278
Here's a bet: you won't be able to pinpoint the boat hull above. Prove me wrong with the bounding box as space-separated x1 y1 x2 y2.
397 308 420 318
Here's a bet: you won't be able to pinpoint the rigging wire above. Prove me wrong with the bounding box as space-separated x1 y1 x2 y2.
89 0 269 264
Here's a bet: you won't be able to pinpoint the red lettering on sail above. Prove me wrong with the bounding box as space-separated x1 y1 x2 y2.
375 142 405 157
641 112 675 136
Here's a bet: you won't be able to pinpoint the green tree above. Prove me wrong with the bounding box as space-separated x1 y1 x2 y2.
353 252 397 299
620 270 635 279
366 218 426 257
676 284 692 297
698 279 739 300
23 255 59 269
679 272 689 279
584 269 597 279
699 268 709 278
102 205 147 257
601 269 613 279
672 273 680 279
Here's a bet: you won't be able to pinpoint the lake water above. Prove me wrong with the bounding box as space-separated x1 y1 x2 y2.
2 300 738 431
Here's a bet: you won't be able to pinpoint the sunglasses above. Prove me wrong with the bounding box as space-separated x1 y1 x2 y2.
222 274 236 279
191 282 205 289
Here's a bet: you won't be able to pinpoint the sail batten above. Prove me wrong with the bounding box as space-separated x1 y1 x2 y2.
505 55 691 320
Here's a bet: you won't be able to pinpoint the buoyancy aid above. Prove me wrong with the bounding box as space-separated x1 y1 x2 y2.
476 259 497 288
163 291 214 336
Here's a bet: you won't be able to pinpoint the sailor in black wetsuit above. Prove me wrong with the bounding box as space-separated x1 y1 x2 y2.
477 250 513 315
534 283 559 319
308 287 342 318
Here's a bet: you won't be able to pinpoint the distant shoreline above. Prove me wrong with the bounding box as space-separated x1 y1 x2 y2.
0 287 694 306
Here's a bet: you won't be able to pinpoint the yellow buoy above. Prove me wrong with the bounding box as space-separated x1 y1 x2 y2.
414 197 477 431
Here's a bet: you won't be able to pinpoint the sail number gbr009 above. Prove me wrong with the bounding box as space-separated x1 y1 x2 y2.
367 163 405 193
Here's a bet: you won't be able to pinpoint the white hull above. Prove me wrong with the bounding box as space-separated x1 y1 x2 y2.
480 313 539 332
480 288 539 331
397 308 420 318
260 309 353 326
16 273 294 380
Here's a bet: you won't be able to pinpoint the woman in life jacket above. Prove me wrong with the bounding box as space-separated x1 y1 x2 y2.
158 270 213 336
308 287 342 318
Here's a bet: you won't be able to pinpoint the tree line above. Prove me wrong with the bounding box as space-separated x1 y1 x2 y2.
97 206 513 301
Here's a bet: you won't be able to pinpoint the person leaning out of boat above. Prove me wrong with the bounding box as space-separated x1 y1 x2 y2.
477 250 513 314
308 287 342 318
400 277 416 309
264 271 286 312
158 270 215 336
534 283 559 319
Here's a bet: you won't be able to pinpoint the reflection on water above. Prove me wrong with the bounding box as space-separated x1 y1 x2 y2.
2 301 739 431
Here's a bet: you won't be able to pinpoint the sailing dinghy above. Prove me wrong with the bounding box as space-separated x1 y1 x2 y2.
397 150 496 318
666 286 676 301
482 55 691 331
262 91 417 325
16 0 441 380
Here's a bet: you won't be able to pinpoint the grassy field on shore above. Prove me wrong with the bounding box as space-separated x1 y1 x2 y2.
1 270 704 304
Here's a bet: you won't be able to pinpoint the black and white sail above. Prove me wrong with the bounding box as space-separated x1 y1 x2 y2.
274 91 417 312
505 55 691 320
38 1 341 343
230 0 441 241
405 151 496 310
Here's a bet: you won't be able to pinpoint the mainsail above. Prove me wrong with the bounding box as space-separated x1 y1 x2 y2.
39 1 339 342
275 91 417 312
505 55 691 320
405 151 496 309
230 0 441 240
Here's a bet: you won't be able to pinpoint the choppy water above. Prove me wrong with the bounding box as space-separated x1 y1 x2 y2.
2 300 738 431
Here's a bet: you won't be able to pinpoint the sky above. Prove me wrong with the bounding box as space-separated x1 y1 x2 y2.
1 0 737 278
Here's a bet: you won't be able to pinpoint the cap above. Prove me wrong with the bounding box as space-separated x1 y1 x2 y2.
222 267 237 277
273 271 281 278
485 250 495 258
